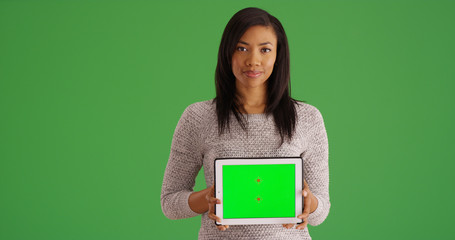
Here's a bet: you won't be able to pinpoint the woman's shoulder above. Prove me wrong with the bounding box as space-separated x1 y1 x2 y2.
181 99 216 122
184 99 215 113
293 99 325 123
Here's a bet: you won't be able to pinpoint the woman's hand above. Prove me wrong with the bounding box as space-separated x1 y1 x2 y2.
206 185 230 231
283 180 316 230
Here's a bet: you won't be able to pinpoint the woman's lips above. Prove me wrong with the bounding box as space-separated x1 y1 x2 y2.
244 71 262 78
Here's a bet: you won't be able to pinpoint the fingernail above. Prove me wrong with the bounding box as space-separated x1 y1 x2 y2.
303 191 308 197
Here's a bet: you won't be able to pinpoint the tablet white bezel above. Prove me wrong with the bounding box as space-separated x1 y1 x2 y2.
214 157 303 225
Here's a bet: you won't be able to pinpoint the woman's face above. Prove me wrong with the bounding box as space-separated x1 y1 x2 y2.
232 25 278 90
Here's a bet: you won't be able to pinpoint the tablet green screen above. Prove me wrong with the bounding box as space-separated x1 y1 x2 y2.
222 164 295 219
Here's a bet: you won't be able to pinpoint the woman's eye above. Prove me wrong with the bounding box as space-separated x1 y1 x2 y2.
236 47 271 53
237 46 247 52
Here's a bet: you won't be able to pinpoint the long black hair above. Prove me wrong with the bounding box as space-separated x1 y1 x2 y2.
213 7 307 147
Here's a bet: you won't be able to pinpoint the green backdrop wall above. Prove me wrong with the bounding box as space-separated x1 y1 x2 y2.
1 0 454 239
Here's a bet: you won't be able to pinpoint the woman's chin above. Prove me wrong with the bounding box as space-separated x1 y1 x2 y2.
243 80 267 87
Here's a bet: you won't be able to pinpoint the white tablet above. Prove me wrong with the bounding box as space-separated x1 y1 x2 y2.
214 157 303 225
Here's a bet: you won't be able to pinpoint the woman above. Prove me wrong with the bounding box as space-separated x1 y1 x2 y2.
161 7 330 239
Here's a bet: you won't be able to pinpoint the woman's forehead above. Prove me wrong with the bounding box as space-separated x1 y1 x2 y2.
238 26 277 45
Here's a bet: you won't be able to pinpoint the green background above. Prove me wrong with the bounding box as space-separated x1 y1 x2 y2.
1 0 454 239
223 164 295 218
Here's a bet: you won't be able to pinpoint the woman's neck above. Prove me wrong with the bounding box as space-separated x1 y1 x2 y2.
235 85 267 114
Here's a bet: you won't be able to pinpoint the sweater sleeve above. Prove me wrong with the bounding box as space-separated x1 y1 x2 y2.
160 104 203 220
301 106 330 226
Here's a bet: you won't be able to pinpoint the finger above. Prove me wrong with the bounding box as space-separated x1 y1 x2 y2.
212 198 221 208
303 180 310 198
207 198 213 213
208 212 228 230
303 193 312 216
302 180 309 199
304 179 310 189
206 185 214 200
296 218 308 230
208 197 220 211
208 200 220 215
209 185 215 197
216 224 229 231
299 193 309 219
209 197 220 204
303 180 310 194
205 186 215 201
298 213 309 219
209 215 229 232
283 223 294 229
208 212 221 222
298 212 309 219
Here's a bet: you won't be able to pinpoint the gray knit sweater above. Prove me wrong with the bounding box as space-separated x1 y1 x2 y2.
161 99 330 240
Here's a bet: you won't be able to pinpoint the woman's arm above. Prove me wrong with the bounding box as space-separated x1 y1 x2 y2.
302 105 330 226
188 185 230 231
160 103 204 220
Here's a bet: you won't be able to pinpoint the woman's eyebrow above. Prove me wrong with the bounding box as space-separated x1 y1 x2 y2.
238 40 273 46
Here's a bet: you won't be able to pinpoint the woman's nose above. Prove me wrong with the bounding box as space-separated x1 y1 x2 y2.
246 51 261 66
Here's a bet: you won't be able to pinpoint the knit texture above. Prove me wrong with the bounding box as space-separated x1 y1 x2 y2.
161 99 330 240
